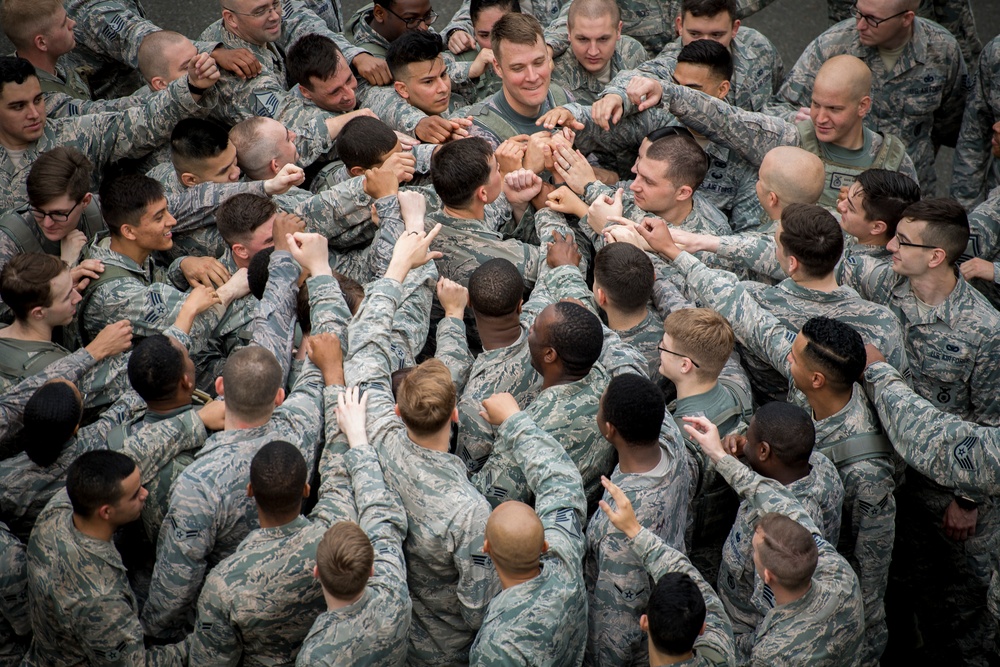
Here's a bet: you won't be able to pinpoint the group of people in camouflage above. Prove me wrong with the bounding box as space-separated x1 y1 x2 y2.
0 0 998 663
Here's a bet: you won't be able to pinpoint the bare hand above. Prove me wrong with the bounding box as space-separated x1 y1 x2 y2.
437 277 469 318
479 392 520 425
468 47 495 79
394 131 420 149
197 400 226 430
415 116 459 144
722 433 747 457
210 47 262 80
523 131 553 174
85 319 133 360
263 163 306 195
598 476 641 539
397 190 427 232
552 145 596 195
271 212 306 252
60 230 88 264
217 267 250 304
592 94 623 131
187 52 220 91
682 416 727 463
307 332 345 385
495 135 529 174
625 76 662 112
182 284 223 316
353 53 391 86
794 106 811 123
386 223 444 280
942 499 977 542
586 187 624 233
546 185 588 218
70 258 103 292
960 257 995 282
635 217 682 260
328 108 379 139
382 150 417 184
546 230 581 268
286 231 331 276
336 386 370 447
535 106 584 131
180 256 231 288
603 222 648 250
364 165 399 199
503 169 544 204
448 30 476 54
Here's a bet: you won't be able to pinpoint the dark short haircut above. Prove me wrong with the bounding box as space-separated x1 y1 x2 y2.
676 38 733 82
221 346 284 422
248 246 278 301
22 381 83 467
602 374 664 445
750 401 815 466
431 137 494 208
855 169 920 237
294 273 365 334
0 56 37 95
901 198 969 266
215 193 277 246
286 33 343 87
128 335 185 402
250 440 308 515
645 125 695 143
469 258 524 317
170 118 231 172
0 252 66 320
778 203 844 278
594 243 654 312
66 450 137 517
386 29 445 80
27 147 92 207
755 512 818 590
680 0 737 19
471 0 520 24
646 572 707 656
490 12 544 63
645 134 709 190
336 116 398 172
99 174 165 236
548 302 604 376
800 317 865 391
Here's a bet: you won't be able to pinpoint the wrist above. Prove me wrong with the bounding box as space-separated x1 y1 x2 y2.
307 263 334 278
444 308 465 319
955 495 978 511
188 80 208 96
323 368 346 386
384 264 408 283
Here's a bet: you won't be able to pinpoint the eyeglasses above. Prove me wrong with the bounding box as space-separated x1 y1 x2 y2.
383 6 438 29
658 344 700 368
850 4 909 28
29 199 83 223
223 0 281 19
894 238 939 250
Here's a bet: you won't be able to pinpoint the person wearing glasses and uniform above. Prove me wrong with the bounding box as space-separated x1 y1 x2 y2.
768 0 968 195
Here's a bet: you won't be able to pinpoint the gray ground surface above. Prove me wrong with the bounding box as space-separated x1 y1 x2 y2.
6 0 1000 191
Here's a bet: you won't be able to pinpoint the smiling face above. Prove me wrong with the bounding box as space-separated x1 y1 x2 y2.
495 35 553 116
223 0 284 45
31 192 90 242
301 52 357 112
809 77 866 147
125 197 177 252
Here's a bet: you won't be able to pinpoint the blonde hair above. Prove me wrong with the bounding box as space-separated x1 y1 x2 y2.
663 308 734 378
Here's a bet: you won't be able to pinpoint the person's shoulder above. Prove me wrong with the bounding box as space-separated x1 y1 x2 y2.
913 16 961 48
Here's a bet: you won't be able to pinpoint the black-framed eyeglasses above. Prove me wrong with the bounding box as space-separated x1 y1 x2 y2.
383 6 438 29
29 199 84 223
223 0 281 19
895 238 939 250
850 4 909 28
658 344 700 368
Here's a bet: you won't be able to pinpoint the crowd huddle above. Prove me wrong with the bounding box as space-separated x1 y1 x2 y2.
1 0 1000 663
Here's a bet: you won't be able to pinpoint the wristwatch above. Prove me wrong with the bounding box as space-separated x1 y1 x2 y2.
955 495 978 511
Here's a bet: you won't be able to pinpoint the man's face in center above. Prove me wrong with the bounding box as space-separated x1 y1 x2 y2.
495 35 553 113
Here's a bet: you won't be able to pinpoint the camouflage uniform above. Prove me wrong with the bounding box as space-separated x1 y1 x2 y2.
469 410 588 666
294 395 411 667
0 521 28 667
550 36 647 106
0 348 100 445
22 410 214 666
714 455 865 666
673 251 898 665
583 418 690 667
472 264 647 510
344 276 500 667
961 191 1000 309
623 527 735 666
444 0 564 39
0 75 212 212
770 17 968 193
601 27 782 114
455 86 576 148
141 258 331 640
654 82 919 209
951 35 1000 207
720 452 845 665
581 182 733 240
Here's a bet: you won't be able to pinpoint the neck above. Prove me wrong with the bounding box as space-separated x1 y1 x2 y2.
496 566 541 590
773 581 811 606
0 317 54 342
674 375 717 401
223 411 271 431
476 315 523 351
654 199 694 227
791 272 839 293
228 23 268 47
503 86 542 117
72 514 114 542
443 202 485 221
15 49 59 76
541 366 587 390
769 463 812 487
322 586 364 611
256 508 300 529
880 24 913 51
408 426 452 453
615 442 662 474
109 236 151 266
145 397 192 414
833 125 865 151
908 268 957 306
604 306 647 332
807 387 851 421
853 231 888 247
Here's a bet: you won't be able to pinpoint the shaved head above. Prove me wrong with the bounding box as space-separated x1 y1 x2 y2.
815 55 872 103
486 501 545 575
759 147 825 205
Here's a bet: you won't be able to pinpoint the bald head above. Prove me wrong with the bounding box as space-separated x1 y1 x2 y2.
486 501 545 576
815 55 872 103
759 147 825 206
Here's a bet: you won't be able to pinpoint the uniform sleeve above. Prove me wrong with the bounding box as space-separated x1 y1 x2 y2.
932 39 969 150
169 180 269 235
627 527 735 667
345 445 408 562
344 278 404 418
78 582 187 665
279 0 364 64
65 0 160 68
436 317 473 391
123 410 209 486
865 361 1000 495
187 572 241 667
306 275 353 343
950 39 1000 206
500 410 587 565
391 261 438 364
836 254 898 304
250 251 300 382
0 349 96 442
0 523 29 637
356 83 429 136
310 384 357 527
715 233 784 282
291 181 376 250
542 2 572 57
366 195 404 281
714 455 820 534
767 31 826 121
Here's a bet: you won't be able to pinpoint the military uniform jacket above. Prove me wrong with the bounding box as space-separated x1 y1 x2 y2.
0 520 28 667
550 36 647 105
0 75 212 212
469 410 588 667
771 17 967 192
344 277 500 667
951 35 1000 207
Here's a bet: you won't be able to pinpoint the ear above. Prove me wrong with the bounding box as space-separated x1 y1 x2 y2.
274 387 286 407
758 440 771 462
81 192 93 207
870 219 888 237
34 34 48 52
858 95 872 118
516 299 523 314
215 375 225 398
394 80 410 100
119 223 139 242
28 305 46 321
492 55 502 79
674 15 683 35
451 407 459 424
348 165 367 177
476 184 489 203
482 537 491 554
603 420 618 441
698 620 707 636
313 564 320 579
98 504 113 521
786 255 800 276
639 614 649 633
247 482 254 498
928 247 949 270
298 83 314 102
543 346 558 365
232 242 250 260
179 371 195 394
810 370 826 391
594 286 608 307
150 76 169 92
222 10 239 32
767 191 780 210
675 184 694 202
268 158 281 178
762 567 775 586
541 539 549 554
717 79 731 99
180 172 201 188
615 20 623 38
303 482 311 498
372 4 387 24
731 18 741 35
394 404 402 418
